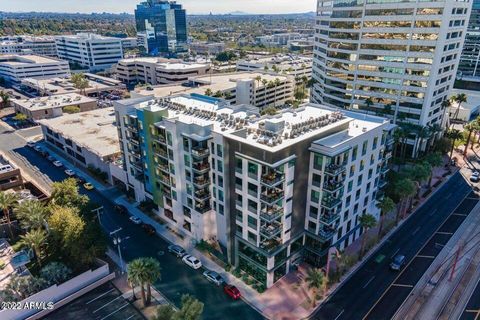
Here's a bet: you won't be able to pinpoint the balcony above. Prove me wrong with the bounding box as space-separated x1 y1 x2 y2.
323 180 344 193
321 196 341 209
194 189 211 201
378 179 387 188
260 222 282 239
319 213 340 225
260 189 284 204
260 172 285 187
318 227 336 241
324 163 347 176
193 176 210 188
260 205 283 222
154 148 169 160
192 162 210 173
381 165 390 174
260 237 282 252
384 151 392 160
158 162 169 173
158 175 170 186
154 135 166 144
191 147 209 158
195 202 211 213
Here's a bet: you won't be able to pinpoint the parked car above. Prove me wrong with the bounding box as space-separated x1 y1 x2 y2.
83 182 94 190
390 254 406 271
129 216 142 225
114 204 128 215
141 223 156 235
168 244 186 257
471 171 479 182
77 176 86 184
26 141 36 148
64 169 75 177
182 255 202 270
47 156 55 162
203 270 224 286
224 285 241 300
33 145 42 152
53 161 63 167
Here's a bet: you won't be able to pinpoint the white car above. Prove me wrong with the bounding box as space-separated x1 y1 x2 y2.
203 270 224 286
26 141 36 148
129 216 142 224
64 169 75 177
182 255 202 270
34 145 42 152
471 171 480 182
53 161 63 167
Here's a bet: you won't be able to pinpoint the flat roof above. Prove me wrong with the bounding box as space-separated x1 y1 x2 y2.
14 93 96 111
0 54 66 66
118 57 208 70
135 71 291 97
38 107 119 158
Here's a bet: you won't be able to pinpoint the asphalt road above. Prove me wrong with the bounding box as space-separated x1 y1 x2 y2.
460 278 480 320
0 124 263 320
312 172 475 320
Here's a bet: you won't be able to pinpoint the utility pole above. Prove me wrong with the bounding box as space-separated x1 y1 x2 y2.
91 206 104 227
110 228 124 274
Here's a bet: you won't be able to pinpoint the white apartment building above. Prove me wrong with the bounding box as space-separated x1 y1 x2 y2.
0 55 70 83
114 93 393 288
135 71 295 110
256 33 303 47
236 54 312 85
55 33 123 72
189 42 226 56
0 36 57 57
121 38 138 51
114 57 210 85
313 0 471 132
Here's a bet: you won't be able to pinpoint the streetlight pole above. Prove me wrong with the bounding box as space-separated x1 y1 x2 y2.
110 228 124 274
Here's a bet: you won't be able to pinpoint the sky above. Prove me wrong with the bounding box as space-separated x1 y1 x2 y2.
0 0 316 15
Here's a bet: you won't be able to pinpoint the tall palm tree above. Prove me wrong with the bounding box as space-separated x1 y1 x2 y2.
441 99 452 128
273 78 281 108
15 200 48 230
413 126 430 159
305 268 325 307
254 75 262 105
424 152 443 186
127 257 161 307
376 197 395 239
394 178 416 223
446 129 462 164
20 229 47 267
204 88 213 96
463 122 477 156
0 91 10 108
359 213 377 258
453 93 467 123
0 192 18 238
301 75 308 97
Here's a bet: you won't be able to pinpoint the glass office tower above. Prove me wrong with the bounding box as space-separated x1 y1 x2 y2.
135 0 188 56
458 0 480 81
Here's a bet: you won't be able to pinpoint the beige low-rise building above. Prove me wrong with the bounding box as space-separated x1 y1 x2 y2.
135 71 295 110
114 57 210 85
12 93 97 121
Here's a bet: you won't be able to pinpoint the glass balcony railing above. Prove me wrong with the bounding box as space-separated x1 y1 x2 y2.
158 175 170 186
153 135 166 144
378 179 387 188
191 147 209 158
260 172 285 187
193 176 210 187
323 180 344 192
194 190 211 201
192 162 210 173
321 196 342 209
260 189 284 204
319 213 340 225
158 163 169 173
260 205 283 222
260 237 282 252
318 227 336 241
325 162 347 176
154 148 169 159
195 203 211 213
260 222 282 239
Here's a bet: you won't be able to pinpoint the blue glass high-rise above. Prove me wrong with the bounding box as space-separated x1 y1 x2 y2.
135 0 188 56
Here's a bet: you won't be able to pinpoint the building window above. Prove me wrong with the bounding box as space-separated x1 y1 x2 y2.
236 157 242 173
248 162 258 179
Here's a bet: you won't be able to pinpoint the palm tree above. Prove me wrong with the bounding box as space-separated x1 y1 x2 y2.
359 214 377 258
273 78 281 108
0 91 10 108
204 88 213 96
424 152 443 187
441 99 452 127
254 75 262 105
15 200 48 230
305 268 325 307
394 178 416 223
301 75 308 97
453 93 467 123
413 126 430 159
463 122 477 156
0 191 18 238
446 129 462 164
20 229 47 267
127 257 161 307
376 197 395 239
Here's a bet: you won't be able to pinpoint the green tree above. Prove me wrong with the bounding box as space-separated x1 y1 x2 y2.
394 178 416 223
446 129 463 163
273 78 281 108
50 178 88 209
70 73 89 95
128 257 161 307
0 191 18 238
62 105 81 114
452 93 467 123
20 229 47 267
48 206 85 256
463 122 477 156
305 268 325 306
15 200 48 230
0 91 10 108
359 214 377 258
154 305 176 320
12 113 28 122
173 294 204 320
376 197 395 238
409 162 432 198
424 152 443 186
40 262 72 286
204 88 213 96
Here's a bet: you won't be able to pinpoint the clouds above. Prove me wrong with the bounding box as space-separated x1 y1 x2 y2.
0 0 315 14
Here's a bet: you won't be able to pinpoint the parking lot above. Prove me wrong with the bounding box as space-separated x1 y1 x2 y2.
45 282 144 320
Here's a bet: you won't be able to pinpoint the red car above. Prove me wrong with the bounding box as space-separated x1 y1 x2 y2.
224 285 241 300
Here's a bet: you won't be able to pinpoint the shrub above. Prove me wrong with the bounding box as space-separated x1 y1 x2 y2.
257 284 266 293
224 264 232 272
62 105 81 114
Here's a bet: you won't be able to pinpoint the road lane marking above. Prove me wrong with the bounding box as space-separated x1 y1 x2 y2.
334 309 345 320
86 288 115 304
429 209 437 216
100 302 129 320
363 276 376 288
391 248 400 258
436 231 453 235
93 296 123 314
412 227 421 235
392 284 414 288
416 255 435 259
453 213 468 217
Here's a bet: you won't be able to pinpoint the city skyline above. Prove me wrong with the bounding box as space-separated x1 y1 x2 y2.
0 0 316 15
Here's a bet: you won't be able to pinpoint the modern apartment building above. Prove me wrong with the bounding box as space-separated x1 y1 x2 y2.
114 57 210 85
236 55 312 85
135 71 295 110
114 94 393 287
256 33 302 47
0 36 57 57
458 0 480 81
135 0 188 56
312 0 471 130
0 55 70 83
55 33 123 71
189 42 226 56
